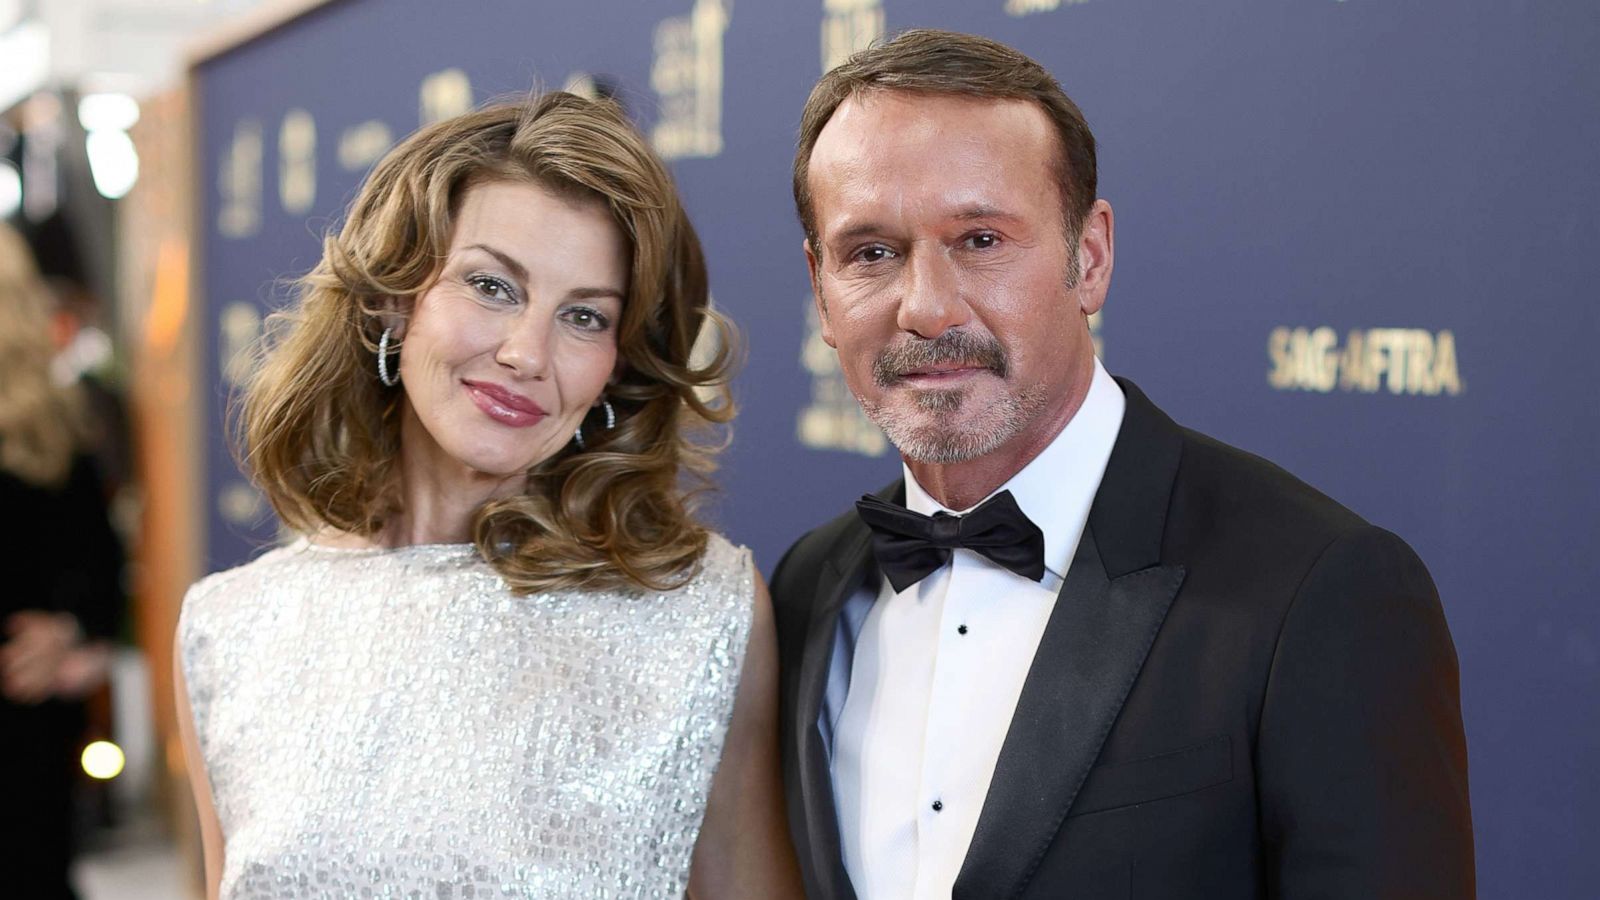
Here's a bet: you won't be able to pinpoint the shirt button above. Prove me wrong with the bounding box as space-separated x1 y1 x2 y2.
957 624 968 635
931 800 943 812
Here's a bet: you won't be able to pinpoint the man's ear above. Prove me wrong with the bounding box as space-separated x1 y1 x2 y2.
1075 199 1115 317
804 238 837 349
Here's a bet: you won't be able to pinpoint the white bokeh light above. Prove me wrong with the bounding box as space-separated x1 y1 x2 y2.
78 92 140 133
86 129 139 199
81 740 126 780
0 160 20 218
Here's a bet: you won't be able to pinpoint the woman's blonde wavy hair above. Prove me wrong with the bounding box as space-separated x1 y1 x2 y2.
241 92 736 593
0 223 82 487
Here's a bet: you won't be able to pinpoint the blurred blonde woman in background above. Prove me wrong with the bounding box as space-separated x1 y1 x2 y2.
174 93 801 898
0 223 125 900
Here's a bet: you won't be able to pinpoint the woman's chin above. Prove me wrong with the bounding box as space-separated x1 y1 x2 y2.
425 430 563 480
464 457 542 482
430 447 545 484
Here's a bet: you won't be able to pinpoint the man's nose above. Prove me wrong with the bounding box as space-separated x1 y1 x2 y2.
494 313 552 378
895 251 971 340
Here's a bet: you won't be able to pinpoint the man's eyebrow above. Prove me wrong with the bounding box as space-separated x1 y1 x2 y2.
464 243 529 282
828 206 1022 244
828 221 888 245
952 205 1019 223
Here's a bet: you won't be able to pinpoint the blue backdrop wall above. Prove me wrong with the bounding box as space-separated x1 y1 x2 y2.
193 1 1598 894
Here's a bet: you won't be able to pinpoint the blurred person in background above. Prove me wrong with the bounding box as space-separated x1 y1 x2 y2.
29 211 135 503
0 222 126 900
175 93 801 899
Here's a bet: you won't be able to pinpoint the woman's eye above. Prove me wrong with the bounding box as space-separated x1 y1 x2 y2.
563 307 611 332
469 275 516 302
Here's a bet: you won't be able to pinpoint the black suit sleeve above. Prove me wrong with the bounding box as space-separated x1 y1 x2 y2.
768 533 818 728
769 527 831 668
1257 526 1475 899
769 539 803 636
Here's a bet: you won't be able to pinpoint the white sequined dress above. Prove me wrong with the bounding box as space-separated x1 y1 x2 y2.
178 533 754 899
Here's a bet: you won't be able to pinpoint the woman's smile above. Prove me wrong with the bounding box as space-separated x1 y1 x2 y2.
463 379 547 428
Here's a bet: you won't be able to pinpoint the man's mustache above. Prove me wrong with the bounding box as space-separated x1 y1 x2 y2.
872 330 1008 387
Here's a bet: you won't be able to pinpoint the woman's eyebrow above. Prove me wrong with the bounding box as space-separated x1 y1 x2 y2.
463 243 529 282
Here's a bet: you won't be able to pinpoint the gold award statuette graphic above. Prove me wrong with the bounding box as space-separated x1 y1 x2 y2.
217 118 263 239
218 300 267 526
797 298 890 457
796 0 885 457
652 0 730 160
822 0 884 72
339 120 393 173
217 301 261 389
1004 0 1090 17
278 109 316 215
218 480 265 527
1268 326 1463 396
563 72 601 100
420 69 474 126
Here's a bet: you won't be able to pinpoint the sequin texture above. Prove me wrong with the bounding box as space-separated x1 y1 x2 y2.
179 534 754 898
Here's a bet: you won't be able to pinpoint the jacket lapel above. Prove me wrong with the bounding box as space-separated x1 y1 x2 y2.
792 482 895 900
954 528 1184 897
954 379 1189 899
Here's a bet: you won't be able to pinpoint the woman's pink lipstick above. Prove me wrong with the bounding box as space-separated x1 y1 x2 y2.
463 380 547 427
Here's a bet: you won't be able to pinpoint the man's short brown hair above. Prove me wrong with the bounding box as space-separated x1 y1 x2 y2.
794 28 1098 256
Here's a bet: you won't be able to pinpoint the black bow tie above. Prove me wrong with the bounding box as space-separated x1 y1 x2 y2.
855 490 1046 593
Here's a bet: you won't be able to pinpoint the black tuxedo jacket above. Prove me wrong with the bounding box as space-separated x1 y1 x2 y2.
770 380 1474 899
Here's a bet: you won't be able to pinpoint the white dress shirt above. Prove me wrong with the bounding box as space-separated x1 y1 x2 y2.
827 358 1126 900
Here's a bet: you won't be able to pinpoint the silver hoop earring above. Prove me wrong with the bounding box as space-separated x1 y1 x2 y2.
573 398 616 451
377 327 400 387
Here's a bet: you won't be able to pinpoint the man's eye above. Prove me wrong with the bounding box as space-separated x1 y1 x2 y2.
852 245 895 265
469 275 516 302
967 232 999 250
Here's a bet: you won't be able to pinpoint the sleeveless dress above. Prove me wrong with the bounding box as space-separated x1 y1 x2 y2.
178 533 754 899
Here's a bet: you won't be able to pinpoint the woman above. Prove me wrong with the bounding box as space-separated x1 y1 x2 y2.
175 93 800 898
0 223 125 899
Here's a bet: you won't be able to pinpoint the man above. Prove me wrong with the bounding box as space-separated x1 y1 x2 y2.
771 29 1474 900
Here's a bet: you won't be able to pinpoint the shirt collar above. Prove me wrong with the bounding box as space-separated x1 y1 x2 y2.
903 357 1126 581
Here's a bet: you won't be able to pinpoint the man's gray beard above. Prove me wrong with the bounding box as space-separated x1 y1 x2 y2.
860 382 1050 465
